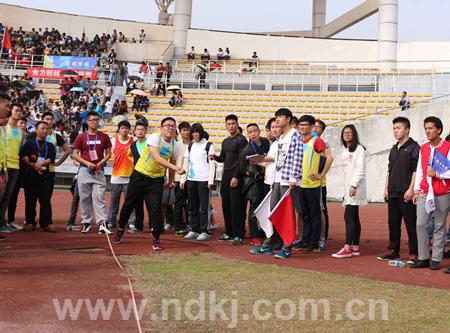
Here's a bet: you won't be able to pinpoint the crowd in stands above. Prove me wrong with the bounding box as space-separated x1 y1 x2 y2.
0 24 149 67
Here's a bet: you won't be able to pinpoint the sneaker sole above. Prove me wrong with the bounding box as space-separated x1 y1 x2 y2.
332 254 353 258
152 247 163 251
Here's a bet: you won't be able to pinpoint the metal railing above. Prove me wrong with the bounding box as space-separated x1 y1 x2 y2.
328 93 450 126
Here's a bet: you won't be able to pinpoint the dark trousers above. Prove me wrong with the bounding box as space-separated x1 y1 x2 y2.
24 175 53 228
8 170 22 223
133 201 145 231
67 179 80 225
299 186 322 248
118 171 164 239
220 171 246 238
0 168 20 226
245 182 265 238
187 181 209 233
387 197 418 255
344 205 361 246
322 186 330 240
173 182 189 231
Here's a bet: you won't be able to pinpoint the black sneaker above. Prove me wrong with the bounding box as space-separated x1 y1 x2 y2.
377 251 400 261
292 240 308 251
410 259 430 269
303 246 321 254
0 234 5 241
430 261 441 271
444 267 450 274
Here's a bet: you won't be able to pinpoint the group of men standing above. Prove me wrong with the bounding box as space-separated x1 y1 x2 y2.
0 91 449 273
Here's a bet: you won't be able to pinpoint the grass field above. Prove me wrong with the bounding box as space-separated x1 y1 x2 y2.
124 253 450 333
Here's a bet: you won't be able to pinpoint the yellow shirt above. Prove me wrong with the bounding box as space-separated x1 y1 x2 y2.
135 134 178 178
0 127 6 173
6 125 23 170
301 137 323 188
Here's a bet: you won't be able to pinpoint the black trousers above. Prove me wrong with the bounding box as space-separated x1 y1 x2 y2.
220 171 246 238
133 200 145 231
173 182 189 231
187 181 209 233
118 171 164 239
322 186 330 240
8 170 22 223
387 197 418 255
24 175 54 228
299 186 322 248
344 205 361 246
245 181 265 238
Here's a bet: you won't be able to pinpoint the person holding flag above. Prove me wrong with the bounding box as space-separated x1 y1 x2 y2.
411 116 450 271
249 108 303 259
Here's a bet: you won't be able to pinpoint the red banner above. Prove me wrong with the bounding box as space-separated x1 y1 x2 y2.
27 67 98 80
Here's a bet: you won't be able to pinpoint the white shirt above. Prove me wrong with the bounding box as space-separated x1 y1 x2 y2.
274 128 296 184
184 139 215 182
104 101 113 114
264 141 277 186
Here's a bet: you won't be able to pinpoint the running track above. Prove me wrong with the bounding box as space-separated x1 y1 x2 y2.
0 191 448 332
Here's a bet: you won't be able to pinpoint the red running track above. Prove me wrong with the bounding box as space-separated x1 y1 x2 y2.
0 191 449 332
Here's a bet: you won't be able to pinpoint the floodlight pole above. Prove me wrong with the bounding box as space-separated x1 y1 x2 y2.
172 0 193 58
378 0 398 71
312 0 326 37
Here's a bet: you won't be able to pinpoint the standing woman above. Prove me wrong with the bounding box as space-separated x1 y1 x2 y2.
181 123 216 241
332 124 367 259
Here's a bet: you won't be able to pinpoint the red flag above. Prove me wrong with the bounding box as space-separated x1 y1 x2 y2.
3 27 12 50
268 189 296 245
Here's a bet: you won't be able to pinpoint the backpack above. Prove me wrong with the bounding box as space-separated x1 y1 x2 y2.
188 141 212 163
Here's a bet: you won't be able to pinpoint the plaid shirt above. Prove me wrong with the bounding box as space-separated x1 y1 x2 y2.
281 131 303 184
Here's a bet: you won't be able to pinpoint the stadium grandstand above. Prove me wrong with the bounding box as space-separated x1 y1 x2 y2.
0 0 449 201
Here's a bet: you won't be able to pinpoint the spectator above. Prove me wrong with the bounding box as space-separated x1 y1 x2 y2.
156 62 166 82
250 51 259 68
399 91 411 111
201 48 211 61
121 62 129 86
187 46 195 60
217 48 224 60
139 29 146 43
104 82 113 102
224 47 231 60
165 62 173 83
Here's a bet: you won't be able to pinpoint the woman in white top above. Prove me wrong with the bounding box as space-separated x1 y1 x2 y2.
181 123 216 241
332 124 367 259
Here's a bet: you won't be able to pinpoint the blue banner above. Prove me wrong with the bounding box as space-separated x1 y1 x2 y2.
43 56 97 70
431 149 450 178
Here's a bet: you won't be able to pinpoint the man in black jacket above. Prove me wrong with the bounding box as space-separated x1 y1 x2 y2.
378 116 419 263
240 123 270 246
213 114 247 245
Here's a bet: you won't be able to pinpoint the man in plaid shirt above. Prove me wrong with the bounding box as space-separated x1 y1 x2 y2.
249 108 303 259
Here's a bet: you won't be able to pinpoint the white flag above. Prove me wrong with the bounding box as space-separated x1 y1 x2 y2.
254 190 273 239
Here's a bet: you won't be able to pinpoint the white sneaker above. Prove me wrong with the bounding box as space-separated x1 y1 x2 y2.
98 222 113 235
197 232 210 241
81 224 92 233
164 224 173 231
184 231 199 240
8 221 23 231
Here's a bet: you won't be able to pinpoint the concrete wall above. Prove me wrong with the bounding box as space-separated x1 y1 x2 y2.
186 29 378 62
114 41 171 62
0 3 172 41
323 100 450 202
